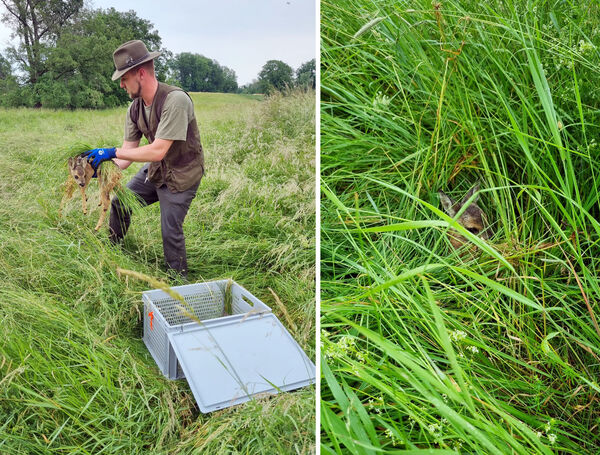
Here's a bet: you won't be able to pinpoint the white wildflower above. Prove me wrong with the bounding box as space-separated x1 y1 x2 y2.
372 91 391 108
385 428 399 445
450 330 467 342
355 350 366 363
453 439 464 450
427 423 442 437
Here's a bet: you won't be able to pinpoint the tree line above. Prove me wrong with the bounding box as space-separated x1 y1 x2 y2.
0 1 315 109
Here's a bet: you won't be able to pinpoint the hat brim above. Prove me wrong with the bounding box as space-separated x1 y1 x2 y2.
111 51 162 81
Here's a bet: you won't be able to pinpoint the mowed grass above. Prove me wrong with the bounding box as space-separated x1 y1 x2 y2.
321 0 600 454
0 90 316 454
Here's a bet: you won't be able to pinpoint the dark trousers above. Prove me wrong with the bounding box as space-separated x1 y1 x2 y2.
109 164 199 277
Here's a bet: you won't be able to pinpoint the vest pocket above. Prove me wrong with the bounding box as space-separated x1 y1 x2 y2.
166 155 203 192
147 161 165 186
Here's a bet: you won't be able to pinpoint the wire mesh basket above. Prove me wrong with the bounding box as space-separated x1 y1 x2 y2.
142 279 271 379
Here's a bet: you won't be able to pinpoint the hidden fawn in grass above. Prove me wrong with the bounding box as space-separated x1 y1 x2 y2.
438 183 491 250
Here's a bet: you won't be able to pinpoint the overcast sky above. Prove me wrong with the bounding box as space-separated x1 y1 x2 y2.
0 0 316 85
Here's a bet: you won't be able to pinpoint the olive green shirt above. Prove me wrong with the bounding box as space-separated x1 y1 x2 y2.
124 90 194 143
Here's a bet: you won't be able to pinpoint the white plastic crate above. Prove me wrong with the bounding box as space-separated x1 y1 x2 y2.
142 279 271 380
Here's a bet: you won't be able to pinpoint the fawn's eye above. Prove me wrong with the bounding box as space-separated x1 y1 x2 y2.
466 227 479 234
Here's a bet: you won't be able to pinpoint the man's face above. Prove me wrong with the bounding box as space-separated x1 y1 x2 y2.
120 69 142 99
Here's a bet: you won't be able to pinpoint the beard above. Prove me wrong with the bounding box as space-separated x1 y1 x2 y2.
127 85 142 100
127 81 142 99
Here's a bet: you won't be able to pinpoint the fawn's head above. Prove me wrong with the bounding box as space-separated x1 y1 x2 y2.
438 183 490 249
68 155 94 187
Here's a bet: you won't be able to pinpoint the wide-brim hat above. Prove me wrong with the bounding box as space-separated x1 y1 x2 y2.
111 40 162 81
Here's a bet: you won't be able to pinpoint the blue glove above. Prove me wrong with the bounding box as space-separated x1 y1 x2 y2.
84 147 117 170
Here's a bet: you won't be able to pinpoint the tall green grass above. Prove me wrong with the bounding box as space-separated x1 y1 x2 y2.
0 90 315 454
321 0 600 453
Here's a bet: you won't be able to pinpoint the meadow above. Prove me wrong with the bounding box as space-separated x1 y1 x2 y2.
321 0 600 453
0 90 316 453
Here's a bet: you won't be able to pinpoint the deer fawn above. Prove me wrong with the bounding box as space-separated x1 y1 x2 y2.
438 183 490 249
59 154 122 231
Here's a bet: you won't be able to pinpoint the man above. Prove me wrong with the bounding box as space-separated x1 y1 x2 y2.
85 40 204 279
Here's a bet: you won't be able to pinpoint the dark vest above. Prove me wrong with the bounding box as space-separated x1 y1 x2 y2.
130 82 204 192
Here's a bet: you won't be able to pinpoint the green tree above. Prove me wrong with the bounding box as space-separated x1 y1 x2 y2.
221 66 237 92
0 0 84 83
258 60 293 93
0 52 20 107
0 6 164 108
295 59 315 89
37 7 163 108
172 53 210 91
0 52 11 79
238 79 262 94
170 52 237 93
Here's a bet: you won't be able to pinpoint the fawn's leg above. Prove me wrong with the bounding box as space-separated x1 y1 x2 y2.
79 185 88 214
95 177 119 231
95 172 121 231
95 187 110 231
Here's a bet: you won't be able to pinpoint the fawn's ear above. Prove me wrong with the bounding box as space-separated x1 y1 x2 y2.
68 157 76 170
460 183 480 207
438 191 456 216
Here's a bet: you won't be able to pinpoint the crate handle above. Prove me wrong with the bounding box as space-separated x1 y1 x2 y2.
241 295 254 307
240 288 269 308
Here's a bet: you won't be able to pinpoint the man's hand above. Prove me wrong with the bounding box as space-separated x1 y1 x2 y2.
84 147 117 170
